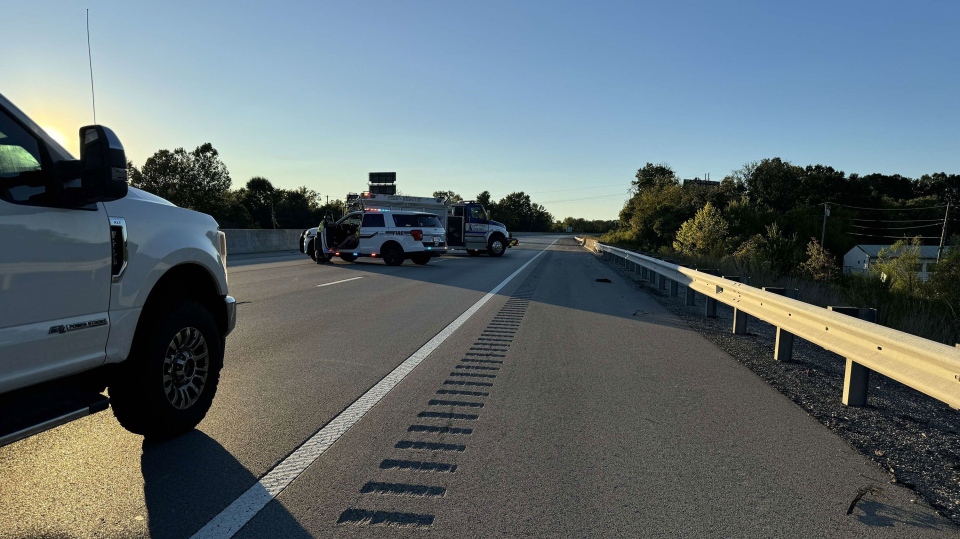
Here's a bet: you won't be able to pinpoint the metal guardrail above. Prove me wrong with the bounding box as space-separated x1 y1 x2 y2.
576 239 960 409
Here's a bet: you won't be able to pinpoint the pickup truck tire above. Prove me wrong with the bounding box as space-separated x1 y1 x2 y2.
110 300 223 439
381 242 404 266
488 235 506 257
307 239 317 261
339 253 358 262
411 253 431 265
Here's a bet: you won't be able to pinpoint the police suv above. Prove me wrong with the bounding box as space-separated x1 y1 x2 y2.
315 209 446 265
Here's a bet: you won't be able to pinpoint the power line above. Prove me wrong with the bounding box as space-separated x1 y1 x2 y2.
832 202 947 211
850 223 942 231
849 232 941 239
851 218 943 223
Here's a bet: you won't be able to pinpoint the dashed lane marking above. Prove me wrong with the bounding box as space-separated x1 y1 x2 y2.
317 276 364 287
190 239 557 539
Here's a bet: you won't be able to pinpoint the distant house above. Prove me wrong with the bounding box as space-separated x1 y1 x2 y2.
842 244 941 280
681 179 720 189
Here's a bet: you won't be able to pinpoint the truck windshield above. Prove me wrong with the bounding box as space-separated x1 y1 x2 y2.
393 214 442 227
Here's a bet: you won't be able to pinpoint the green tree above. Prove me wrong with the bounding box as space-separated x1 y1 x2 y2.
216 190 255 229
131 143 232 216
745 157 804 214
734 223 798 275
633 162 679 192
494 191 554 232
798 165 846 206
673 202 730 257
433 190 463 203
723 195 765 247
798 238 838 282
241 177 278 229
274 188 316 229
870 237 924 296
916 172 960 204
476 191 493 207
556 217 617 234
925 243 960 316
621 183 689 250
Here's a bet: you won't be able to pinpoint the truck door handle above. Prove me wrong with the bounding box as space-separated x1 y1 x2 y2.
109 217 128 282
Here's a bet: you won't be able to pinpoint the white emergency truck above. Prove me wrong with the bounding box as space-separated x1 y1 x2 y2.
346 192 517 257
0 92 236 446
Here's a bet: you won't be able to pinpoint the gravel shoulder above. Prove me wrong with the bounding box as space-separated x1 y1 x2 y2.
598 250 960 526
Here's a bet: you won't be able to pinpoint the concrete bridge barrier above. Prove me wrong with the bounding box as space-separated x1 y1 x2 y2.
223 229 304 255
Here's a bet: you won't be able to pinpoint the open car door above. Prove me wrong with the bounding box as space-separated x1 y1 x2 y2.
335 213 362 251
447 206 465 247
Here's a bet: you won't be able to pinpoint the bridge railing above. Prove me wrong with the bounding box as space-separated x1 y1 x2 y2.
576 239 960 409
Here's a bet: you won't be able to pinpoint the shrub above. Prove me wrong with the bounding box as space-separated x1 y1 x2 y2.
673 202 730 258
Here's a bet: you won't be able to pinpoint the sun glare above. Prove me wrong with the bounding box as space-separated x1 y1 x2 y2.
40 125 70 150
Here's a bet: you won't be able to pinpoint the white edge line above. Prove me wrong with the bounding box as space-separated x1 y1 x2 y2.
316 276 364 287
191 239 558 539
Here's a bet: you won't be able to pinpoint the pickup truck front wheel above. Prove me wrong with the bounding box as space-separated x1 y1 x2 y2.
110 300 223 439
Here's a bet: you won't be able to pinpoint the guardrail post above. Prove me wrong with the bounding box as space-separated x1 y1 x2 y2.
762 287 799 361
700 269 720 318
658 273 667 290
829 306 877 407
724 276 748 334
669 280 679 297
685 286 696 306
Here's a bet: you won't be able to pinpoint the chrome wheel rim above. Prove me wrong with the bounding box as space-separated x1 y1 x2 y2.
162 327 209 410
491 240 504 254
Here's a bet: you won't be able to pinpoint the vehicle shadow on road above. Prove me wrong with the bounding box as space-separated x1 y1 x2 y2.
141 431 307 539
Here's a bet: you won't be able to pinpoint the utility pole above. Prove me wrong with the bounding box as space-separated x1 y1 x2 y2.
937 201 951 262
820 203 830 248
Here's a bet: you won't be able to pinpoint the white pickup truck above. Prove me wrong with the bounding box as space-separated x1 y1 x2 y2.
0 92 236 446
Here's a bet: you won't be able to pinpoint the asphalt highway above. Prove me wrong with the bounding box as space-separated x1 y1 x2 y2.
0 236 955 538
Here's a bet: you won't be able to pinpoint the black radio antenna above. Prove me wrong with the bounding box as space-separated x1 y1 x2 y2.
87 8 97 124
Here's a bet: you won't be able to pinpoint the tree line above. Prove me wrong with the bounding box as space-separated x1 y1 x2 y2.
127 143 610 233
609 160 957 262
433 190 616 233
601 159 959 343
128 143 349 229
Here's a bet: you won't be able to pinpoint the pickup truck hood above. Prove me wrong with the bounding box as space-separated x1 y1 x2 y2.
125 186 177 207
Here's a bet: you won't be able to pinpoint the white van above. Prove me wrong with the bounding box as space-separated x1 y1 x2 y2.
316 209 446 265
